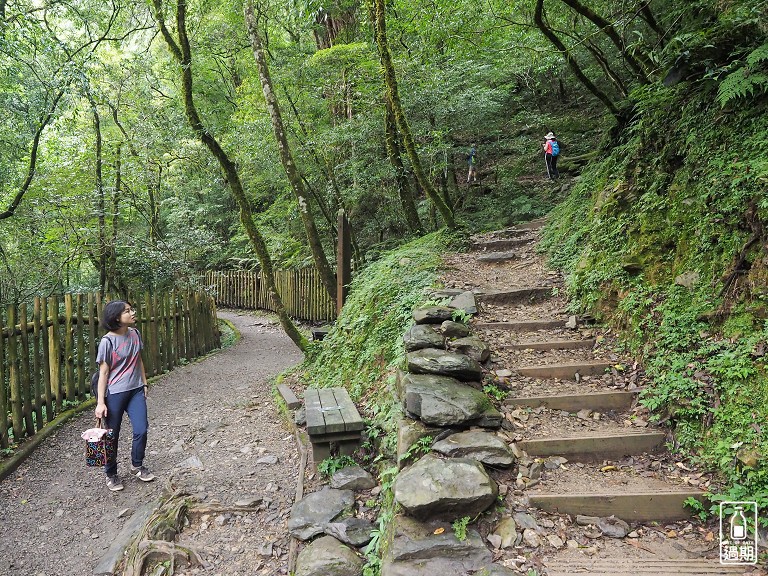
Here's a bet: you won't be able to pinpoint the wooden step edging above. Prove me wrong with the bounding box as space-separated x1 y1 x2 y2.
506 390 637 411
516 360 613 379
518 432 666 461
471 237 534 252
546 559 746 575
476 251 519 263
528 491 705 522
475 319 565 331
477 287 553 306
502 338 595 351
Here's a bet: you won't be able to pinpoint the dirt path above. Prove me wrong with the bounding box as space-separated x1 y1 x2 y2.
0 310 303 576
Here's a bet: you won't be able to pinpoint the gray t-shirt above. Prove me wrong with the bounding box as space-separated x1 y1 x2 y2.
96 328 144 394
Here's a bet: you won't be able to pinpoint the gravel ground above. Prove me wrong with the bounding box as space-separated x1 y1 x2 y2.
0 310 303 576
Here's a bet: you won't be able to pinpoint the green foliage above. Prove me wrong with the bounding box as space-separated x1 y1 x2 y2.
452 516 471 541
483 383 508 402
717 43 768 107
398 436 433 462
317 455 357 478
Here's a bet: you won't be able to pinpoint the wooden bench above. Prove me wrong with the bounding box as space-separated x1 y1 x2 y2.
311 327 330 341
305 387 364 466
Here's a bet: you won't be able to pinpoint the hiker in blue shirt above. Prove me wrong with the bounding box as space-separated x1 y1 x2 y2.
543 132 560 179
467 144 478 183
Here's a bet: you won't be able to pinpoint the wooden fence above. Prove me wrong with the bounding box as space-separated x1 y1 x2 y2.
204 269 336 321
0 290 219 448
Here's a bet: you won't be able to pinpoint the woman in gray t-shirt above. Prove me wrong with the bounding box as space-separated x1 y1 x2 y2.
94 300 155 491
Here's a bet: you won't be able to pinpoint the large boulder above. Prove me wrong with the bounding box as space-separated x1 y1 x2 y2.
431 430 516 468
449 291 477 315
295 536 363 576
381 515 491 576
393 454 497 520
396 418 443 469
402 373 492 426
412 306 454 324
288 488 354 541
440 320 470 339
403 324 444 352
330 466 376 491
407 348 483 381
446 336 490 362
324 518 377 547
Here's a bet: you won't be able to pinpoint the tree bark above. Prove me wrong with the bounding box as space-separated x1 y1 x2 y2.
151 0 308 352
534 0 621 118
558 0 652 82
384 99 422 233
86 91 107 292
244 3 338 303
372 0 456 228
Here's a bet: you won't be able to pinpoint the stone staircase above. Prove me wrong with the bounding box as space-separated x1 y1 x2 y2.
288 219 752 576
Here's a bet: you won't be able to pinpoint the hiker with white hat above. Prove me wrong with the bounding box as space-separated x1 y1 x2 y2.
542 132 560 180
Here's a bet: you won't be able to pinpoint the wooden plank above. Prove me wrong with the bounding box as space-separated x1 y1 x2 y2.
48 296 62 414
7 305 23 441
308 431 362 443
503 339 595 351
39 298 53 424
304 389 326 436
476 287 552 306
332 388 364 431
473 320 564 331
76 294 86 400
64 294 75 401
516 361 613 379
318 388 345 434
547 559 747 575
528 491 704 522
18 303 34 435
0 311 7 448
32 299 43 428
277 384 301 410
506 390 637 412
519 432 666 460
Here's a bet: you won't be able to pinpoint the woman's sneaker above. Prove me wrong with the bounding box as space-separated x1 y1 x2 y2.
130 465 155 482
106 475 124 491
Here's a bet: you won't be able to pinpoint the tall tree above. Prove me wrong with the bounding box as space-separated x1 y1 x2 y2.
151 0 309 351
244 2 337 303
371 0 455 228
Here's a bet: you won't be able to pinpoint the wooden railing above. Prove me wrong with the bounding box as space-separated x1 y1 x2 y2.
0 290 219 448
204 269 336 321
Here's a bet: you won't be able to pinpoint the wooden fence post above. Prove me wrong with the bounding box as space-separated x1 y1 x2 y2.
337 209 352 314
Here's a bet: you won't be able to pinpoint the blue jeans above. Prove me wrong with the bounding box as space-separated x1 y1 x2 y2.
104 387 148 477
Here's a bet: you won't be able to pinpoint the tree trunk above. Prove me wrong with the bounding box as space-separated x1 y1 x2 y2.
558 0 652 82
151 0 308 352
86 91 107 292
384 100 422 233
372 0 455 228
106 144 121 294
244 3 338 303
534 0 621 119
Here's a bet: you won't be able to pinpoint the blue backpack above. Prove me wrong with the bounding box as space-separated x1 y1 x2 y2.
550 141 560 156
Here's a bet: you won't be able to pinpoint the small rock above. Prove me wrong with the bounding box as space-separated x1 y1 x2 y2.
565 316 577 329
576 409 591 420
487 534 502 549
215 514 229 527
597 515 629 538
117 508 132 519
546 534 564 548
576 515 600 526
496 369 513 378
256 454 279 465
522 528 541 547
584 528 602 539
234 497 263 507
539 518 555 529
513 513 538 531
566 539 579 549
258 542 273 557
627 531 639 538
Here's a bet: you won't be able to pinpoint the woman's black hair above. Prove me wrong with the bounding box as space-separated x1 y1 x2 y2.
101 300 130 331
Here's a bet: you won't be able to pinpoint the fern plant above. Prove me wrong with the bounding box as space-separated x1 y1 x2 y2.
717 43 768 107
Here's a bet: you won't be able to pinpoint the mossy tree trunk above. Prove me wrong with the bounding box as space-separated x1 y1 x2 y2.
151 0 309 352
384 99 422 233
372 0 456 229
244 2 337 303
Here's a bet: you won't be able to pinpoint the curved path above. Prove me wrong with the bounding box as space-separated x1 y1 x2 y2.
0 310 303 576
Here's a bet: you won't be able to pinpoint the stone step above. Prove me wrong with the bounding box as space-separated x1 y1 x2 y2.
529 490 704 523
506 390 637 411
515 218 547 230
502 338 595 351
546 559 745 575
476 287 552 305
516 360 613 379
476 251 519 263
471 237 533 252
475 319 565 331
519 431 666 461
